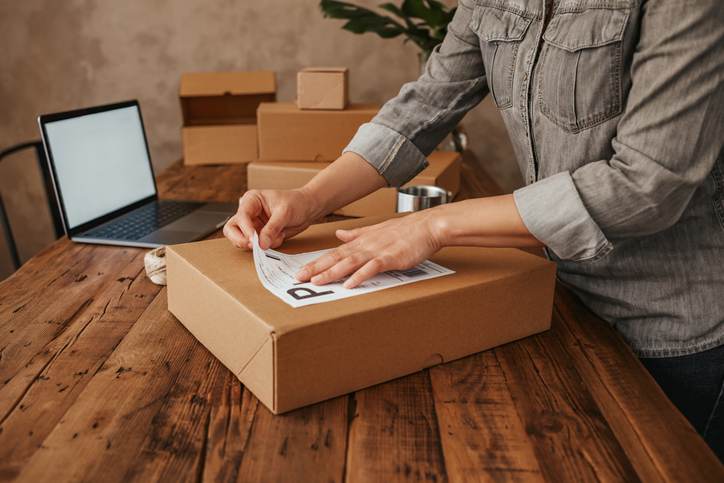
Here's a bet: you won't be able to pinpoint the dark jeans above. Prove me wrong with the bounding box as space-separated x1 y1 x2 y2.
640 344 724 462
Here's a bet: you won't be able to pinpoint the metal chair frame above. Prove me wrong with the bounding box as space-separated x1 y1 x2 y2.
0 141 64 270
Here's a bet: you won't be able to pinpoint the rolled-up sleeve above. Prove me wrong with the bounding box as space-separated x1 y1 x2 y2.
343 0 488 186
514 172 613 261
514 0 724 261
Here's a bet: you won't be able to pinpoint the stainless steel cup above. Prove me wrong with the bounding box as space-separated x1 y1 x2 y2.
396 185 453 213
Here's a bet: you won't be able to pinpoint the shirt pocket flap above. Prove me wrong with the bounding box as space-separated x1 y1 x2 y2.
471 5 533 42
543 8 630 52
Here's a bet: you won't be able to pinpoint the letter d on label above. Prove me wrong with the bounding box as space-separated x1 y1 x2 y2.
287 286 334 300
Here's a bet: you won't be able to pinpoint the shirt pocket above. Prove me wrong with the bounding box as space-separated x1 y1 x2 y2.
470 2 533 110
537 4 631 133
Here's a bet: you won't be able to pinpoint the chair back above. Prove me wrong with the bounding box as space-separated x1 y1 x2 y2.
0 141 64 270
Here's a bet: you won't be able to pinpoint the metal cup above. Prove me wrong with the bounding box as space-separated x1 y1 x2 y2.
396 185 453 213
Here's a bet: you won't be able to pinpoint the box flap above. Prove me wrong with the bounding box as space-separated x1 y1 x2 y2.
170 217 554 337
258 101 377 114
180 71 276 97
300 67 348 73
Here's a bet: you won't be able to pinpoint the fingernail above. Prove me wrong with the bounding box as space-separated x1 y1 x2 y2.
296 269 307 280
311 275 323 285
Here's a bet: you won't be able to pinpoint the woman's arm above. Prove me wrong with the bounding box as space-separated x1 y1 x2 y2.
225 0 487 251
296 194 543 288
301 152 387 219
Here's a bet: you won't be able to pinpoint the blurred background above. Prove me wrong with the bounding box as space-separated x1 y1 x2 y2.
0 0 520 279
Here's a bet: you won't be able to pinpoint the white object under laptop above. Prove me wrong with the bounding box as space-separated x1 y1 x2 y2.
38 100 234 248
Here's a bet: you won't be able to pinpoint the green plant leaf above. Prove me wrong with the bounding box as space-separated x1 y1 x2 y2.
401 0 448 27
320 0 405 38
319 0 455 53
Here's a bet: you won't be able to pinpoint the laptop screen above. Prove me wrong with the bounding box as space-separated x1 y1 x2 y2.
43 104 157 230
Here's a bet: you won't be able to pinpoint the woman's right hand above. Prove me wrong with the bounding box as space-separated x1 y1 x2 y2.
223 187 321 250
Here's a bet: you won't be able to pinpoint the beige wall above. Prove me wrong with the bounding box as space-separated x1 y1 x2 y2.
0 0 521 278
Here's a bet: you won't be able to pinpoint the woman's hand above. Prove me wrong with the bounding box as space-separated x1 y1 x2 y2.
294 194 543 288
224 152 387 251
223 188 321 250
295 211 445 289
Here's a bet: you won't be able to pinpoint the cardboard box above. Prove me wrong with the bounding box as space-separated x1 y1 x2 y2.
297 67 349 110
247 151 462 217
257 102 378 161
182 125 258 165
180 71 275 165
180 71 276 125
166 217 556 414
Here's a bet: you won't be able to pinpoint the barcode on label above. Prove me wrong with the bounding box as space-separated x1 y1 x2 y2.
399 268 427 278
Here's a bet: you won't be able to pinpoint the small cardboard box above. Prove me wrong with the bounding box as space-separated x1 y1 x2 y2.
166 217 556 414
247 151 462 217
182 125 258 165
257 102 378 161
180 71 276 125
297 67 349 110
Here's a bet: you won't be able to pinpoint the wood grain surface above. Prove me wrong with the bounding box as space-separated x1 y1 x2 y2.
0 156 722 482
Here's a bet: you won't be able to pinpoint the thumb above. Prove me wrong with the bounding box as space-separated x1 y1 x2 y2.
259 208 289 249
336 228 359 242
336 225 372 242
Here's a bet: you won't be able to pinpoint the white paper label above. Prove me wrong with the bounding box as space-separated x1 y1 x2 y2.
252 232 454 308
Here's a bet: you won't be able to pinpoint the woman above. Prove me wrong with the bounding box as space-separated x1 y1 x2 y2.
224 0 724 458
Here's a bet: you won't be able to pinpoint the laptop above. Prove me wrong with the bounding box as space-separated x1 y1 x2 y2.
38 100 235 248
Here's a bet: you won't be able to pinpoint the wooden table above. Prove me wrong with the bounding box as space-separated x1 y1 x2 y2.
0 159 722 482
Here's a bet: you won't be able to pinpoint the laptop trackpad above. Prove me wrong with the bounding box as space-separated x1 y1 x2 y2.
139 211 228 245
140 230 204 245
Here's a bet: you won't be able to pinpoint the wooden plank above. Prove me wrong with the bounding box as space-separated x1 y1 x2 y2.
235 396 348 482
14 291 198 483
120 345 227 482
345 371 447 482
0 252 159 479
430 351 543 482
0 245 141 408
201 377 258 483
0 241 134 335
156 163 246 203
495 324 639 482
554 287 724 481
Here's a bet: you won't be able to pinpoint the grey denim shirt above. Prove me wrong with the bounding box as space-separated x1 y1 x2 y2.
343 0 724 357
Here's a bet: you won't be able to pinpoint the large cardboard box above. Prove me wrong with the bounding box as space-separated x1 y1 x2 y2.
180 71 276 165
166 217 556 414
257 102 378 161
247 151 462 217
182 125 258 165
297 67 349 110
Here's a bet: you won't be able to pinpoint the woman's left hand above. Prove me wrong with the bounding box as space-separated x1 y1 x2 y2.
295 211 445 289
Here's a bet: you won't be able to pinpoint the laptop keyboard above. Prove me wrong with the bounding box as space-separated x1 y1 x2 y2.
85 201 199 241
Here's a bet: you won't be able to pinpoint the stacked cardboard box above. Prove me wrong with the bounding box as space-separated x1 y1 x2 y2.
297 67 349 110
257 102 378 162
248 151 462 217
180 71 276 165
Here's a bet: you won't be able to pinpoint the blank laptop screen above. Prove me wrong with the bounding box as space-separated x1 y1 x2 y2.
44 105 156 230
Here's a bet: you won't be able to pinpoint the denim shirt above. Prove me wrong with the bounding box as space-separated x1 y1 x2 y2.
343 0 724 357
